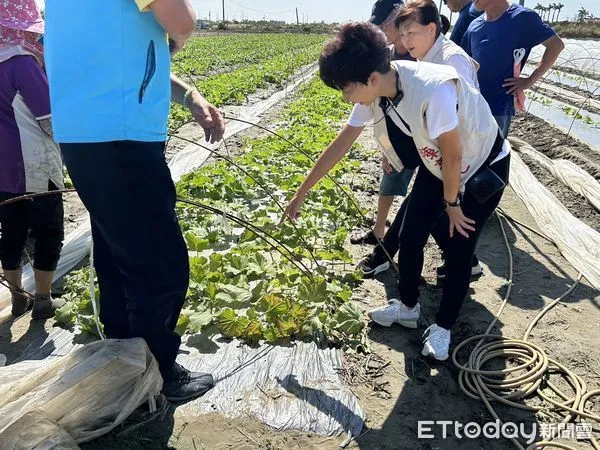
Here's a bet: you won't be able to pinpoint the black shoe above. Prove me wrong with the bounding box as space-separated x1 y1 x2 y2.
350 229 381 245
162 363 214 403
356 253 390 278
11 292 32 317
436 255 483 282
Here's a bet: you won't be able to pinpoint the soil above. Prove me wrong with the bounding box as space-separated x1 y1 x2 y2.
511 112 600 179
2 84 600 450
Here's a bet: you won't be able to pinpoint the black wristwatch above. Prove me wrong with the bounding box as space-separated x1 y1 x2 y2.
444 197 461 208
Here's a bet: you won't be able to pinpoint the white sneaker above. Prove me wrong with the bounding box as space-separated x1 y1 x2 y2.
421 324 451 361
369 299 420 329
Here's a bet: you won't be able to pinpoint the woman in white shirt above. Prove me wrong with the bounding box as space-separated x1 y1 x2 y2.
360 0 487 285
282 19 510 361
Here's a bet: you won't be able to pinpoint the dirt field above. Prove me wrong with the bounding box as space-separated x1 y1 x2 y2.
1 91 599 450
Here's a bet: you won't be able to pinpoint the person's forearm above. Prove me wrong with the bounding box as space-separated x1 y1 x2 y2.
441 157 461 203
438 129 462 202
296 125 363 197
170 73 192 105
170 73 207 107
528 36 565 84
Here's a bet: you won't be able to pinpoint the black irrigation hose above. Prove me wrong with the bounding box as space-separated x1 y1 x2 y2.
176 196 315 279
0 273 36 301
169 132 325 275
0 189 76 208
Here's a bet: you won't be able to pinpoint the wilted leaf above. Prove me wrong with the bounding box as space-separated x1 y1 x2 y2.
217 308 249 338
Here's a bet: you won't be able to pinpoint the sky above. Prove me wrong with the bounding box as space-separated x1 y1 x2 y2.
190 0 599 23
35 0 600 24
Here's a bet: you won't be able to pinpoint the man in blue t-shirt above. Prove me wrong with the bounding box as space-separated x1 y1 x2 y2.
444 0 482 45
461 0 564 137
44 0 225 402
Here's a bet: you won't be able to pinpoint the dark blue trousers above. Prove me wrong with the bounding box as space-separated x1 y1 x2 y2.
61 141 188 381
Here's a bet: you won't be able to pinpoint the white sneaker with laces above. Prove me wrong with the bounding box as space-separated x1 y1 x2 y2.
421 324 451 361
369 299 420 328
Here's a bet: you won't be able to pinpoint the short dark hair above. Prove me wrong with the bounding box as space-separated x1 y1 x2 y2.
440 14 450 35
319 22 391 91
395 0 441 37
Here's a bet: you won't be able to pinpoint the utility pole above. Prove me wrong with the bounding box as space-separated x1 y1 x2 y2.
296 7 300 26
209 10 211 21
222 0 225 22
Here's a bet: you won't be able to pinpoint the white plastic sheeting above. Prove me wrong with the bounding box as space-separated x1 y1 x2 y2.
0 64 318 313
1 325 365 440
509 150 600 291
0 339 161 446
510 136 600 212
178 340 365 438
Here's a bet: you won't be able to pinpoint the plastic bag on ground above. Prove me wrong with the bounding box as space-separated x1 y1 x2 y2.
1 411 80 450
0 338 162 445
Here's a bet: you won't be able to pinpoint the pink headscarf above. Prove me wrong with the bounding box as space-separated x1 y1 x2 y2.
0 0 45 62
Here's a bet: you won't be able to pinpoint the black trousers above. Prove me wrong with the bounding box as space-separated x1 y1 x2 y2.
397 154 510 329
0 181 64 271
61 141 189 381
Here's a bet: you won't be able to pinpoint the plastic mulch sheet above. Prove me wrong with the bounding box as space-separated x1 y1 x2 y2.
510 136 600 212
509 147 600 291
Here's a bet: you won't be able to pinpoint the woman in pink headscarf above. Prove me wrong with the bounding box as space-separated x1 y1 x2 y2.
0 0 65 319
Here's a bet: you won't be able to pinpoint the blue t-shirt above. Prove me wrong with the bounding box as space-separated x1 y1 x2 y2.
450 3 482 46
462 4 555 116
44 1 171 143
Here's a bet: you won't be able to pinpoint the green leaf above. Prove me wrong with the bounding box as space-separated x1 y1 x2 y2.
188 309 214 333
184 230 210 251
332 303 364 335
263 325 282 343
175 314 191 336
215 284 253 306
205 282 218 302
298 278 328 303
262 295 289 319
54 302 76 327
217 308 249 338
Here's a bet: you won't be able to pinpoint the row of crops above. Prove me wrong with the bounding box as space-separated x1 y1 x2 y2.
169 34 328 130
56 34 373 352
525 42 600 149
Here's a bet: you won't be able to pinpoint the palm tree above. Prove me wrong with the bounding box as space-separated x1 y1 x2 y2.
542 5 550 21
534 3 543 18
551 3 559 22
555 3 564 22
577 7 589 22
